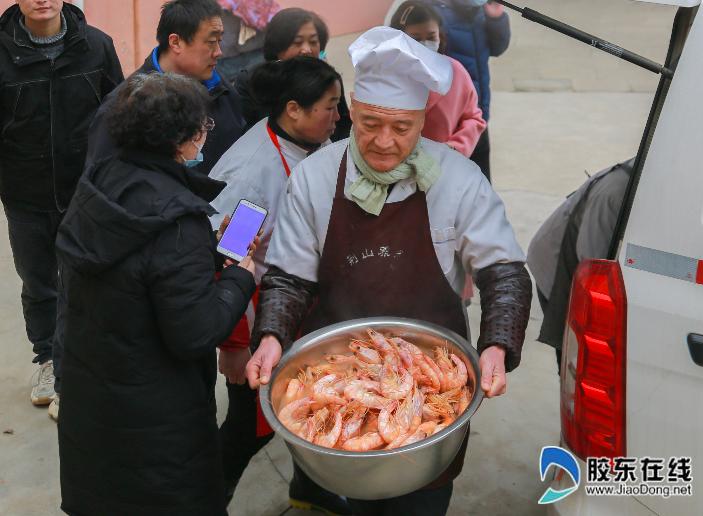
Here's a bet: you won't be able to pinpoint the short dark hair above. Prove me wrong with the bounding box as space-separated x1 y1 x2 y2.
108 73 210 157
311 12 330 52
250 56 342 119
263 8 329 61
390 1 446 54
157 0 223 54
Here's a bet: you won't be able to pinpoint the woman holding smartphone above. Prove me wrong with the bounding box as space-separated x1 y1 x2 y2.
55 73 256 516
209 56 350 514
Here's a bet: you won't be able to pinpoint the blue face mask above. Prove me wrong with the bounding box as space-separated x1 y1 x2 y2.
319 50 327 60
184 151 204 168
183 140 204 168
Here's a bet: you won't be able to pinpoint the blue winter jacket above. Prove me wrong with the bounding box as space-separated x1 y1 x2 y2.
426 1 510 121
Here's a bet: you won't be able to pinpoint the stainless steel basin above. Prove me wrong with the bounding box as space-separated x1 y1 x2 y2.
259 317 484 500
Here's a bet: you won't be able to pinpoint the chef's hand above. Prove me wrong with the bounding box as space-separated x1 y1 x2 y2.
484 1 504 18
219 347 250 385
246 334 282 389
479 345 507 398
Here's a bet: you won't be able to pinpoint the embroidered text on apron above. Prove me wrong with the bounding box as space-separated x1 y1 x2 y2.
302 150 469 488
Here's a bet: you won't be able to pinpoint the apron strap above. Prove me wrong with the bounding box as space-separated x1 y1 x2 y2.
266 123 292 178
334 149 348 199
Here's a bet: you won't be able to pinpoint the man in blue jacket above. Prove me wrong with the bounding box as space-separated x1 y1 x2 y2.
424 0 510 181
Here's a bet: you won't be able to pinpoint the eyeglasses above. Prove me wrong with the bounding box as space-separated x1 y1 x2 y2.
203 117 215 132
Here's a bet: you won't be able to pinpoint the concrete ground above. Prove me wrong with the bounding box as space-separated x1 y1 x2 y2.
0 0 675 514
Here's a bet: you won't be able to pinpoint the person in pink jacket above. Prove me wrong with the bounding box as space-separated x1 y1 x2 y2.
390 1 486 157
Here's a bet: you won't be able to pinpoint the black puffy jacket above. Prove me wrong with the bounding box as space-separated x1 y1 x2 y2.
0 4 123 211
56 149 255 516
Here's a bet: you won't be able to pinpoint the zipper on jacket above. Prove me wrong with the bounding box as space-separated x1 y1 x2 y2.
48 59 60 212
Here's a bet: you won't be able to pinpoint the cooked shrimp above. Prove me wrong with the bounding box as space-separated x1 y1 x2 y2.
275 329 470 452
435 348 469 392
344 380 389 410
283 378 305 406
367 329 401 367
403 426 431 446
425 391 456 423
433 421 451 435
394 338 441 393
350 341 382 364
380 362 414 400
418 421 438 435
409 387 424 433
394 393 414 431
388 420 436 449
314 411 343 448
326 354 365 369
279 397 314 435
307 363 338 378
379 401 406 444
342 432 385 451
355 362 382 381
338 403 366 445
312 374 347 405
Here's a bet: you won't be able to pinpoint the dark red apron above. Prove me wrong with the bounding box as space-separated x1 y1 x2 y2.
302 151 469 488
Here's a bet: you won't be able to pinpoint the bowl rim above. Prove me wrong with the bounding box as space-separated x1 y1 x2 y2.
259 316 484 458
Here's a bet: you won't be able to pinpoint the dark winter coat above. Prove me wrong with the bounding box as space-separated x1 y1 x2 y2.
56 149 255 516
425 0 510 121
85 50 246 176
0 3 123 211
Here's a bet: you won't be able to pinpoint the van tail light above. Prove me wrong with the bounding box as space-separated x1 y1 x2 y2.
561 259 627 460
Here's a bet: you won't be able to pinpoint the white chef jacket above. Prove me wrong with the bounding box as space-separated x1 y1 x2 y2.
265 138 526 296
209 118 329 283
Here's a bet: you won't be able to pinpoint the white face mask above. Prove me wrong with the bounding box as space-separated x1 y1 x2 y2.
420 40 440 53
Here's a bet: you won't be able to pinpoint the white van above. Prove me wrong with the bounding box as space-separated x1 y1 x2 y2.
549 1 702 515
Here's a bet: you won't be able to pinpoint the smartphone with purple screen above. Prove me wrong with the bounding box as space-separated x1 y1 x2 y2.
217 199 268 262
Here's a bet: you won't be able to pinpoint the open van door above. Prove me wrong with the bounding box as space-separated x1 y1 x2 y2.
615 3 703 513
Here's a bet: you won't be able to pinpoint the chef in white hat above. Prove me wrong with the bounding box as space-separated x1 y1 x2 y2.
246 27 532 514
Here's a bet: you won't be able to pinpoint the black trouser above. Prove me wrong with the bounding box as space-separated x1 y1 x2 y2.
219 382 274 500
347 482 453 516
3 203 64 380
537 289 562 375
470 128 491 183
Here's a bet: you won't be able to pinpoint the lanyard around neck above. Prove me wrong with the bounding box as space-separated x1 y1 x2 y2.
266 123 291 178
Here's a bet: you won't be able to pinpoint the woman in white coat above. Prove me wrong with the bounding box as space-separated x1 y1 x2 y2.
209 56 348 513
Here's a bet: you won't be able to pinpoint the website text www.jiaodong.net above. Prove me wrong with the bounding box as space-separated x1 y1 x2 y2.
585 483 693 498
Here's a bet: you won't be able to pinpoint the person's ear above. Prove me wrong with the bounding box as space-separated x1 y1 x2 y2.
168 33 183 55
417 110 426 132
286 100 303 122
349 95 357 124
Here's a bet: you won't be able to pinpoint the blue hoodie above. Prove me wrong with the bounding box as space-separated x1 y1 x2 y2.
425 1 511 121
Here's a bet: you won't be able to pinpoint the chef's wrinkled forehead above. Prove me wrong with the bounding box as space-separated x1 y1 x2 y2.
348 26 453 111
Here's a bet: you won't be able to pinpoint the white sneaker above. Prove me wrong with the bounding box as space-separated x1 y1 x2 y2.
48 394 60 422
31 360 56 406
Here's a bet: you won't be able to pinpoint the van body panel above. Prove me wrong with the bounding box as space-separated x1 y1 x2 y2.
618 6 703 515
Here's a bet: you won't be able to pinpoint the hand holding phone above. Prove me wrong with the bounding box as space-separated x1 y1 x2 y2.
217 200 268 265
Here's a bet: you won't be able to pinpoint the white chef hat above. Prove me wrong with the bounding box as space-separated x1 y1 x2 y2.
348 26 453 111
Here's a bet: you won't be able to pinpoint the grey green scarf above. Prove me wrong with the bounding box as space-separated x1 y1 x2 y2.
348 132 441 216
